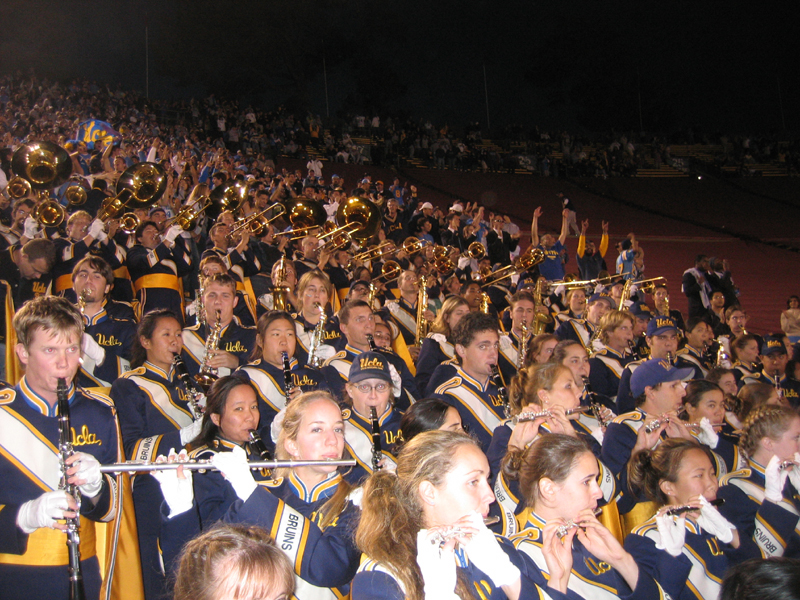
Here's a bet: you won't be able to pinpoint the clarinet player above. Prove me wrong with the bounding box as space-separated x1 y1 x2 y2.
0 296 120 600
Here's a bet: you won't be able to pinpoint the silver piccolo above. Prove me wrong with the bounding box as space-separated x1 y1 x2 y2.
556 508 603 538
99 458 357 473
665 498 724 516
513 406 591 424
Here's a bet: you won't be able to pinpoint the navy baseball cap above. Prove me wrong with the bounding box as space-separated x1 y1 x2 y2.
761 335 787 356
647 316 678 337
588 292 616 309
349 280 370 292
630 359 695 398
349 352 392 383
630 302 653 321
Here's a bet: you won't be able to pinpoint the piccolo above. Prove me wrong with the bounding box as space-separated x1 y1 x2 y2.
428 516 501 545
556 508 604 538
513 406 591 424
780 460 799 471
99 458 356 473
665 498 724 516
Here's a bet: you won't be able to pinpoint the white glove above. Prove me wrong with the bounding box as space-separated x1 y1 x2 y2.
462 512 520 587
416 529 459 600
179 419 203 446
696 497 735 543
457 256 470 270
655 512 686 557
72 452 103 498
271 407 287 444
17 490 73 534
388 363 402 399
765 455 789 503
152 449 194 518
164 224 183 243
788 453 800 493
88 219 105 240
554 284 566 297
695 417 719 449
210 444 257 502
23 216 39 238
81 333 106 366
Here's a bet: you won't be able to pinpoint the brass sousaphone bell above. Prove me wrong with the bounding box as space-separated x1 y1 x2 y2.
11 141 75 228
98 162 168 222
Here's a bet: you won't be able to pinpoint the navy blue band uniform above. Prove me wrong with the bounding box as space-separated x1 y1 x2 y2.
293 310 343 366
127 238 192 323
342 404 402 484
181 318 257 377
0 379 120 600
78 307 137 388
414 332 455 393
589 345 635 408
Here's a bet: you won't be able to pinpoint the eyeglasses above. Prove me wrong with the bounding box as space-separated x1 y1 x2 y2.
353 382 389 393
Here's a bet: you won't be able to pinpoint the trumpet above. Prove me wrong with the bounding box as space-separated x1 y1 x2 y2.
98 457 357 473
665 498 724 516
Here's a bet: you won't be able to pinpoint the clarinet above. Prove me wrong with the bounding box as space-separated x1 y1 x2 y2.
247 429 272 460
491 364 510 418
581 376 609 428
366 333 379 352
281 351 297 400
173 353 205 421
370 406 383 471
57 378 86 600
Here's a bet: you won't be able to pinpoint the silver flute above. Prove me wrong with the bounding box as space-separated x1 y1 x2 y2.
99 458 356 473
780 460 799 470
556 508 604 538
512 406 591 424
665 498 724 516
428 516 501 545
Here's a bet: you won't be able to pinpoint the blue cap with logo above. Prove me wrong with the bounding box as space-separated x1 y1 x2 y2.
761 335 787 356
646 315 677 337
630 358 695 398
630 302 653 321
349 351 392 383
588 292 616 310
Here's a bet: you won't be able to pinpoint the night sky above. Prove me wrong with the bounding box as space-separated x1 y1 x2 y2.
2 0 797 134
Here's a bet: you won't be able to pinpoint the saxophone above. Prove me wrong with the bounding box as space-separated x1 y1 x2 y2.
273 256 290 311
196 276 207 329
370 406 383 471
173 353 206 420
306 302 327 368
77 288 90 318
57 378 87 600
195 309 222 392
415 275 429 346
517 319 529 370
480 292 491 314
586 322 603 358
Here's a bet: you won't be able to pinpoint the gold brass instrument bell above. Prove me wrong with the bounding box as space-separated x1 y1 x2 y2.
430 241 485 274
317 197 382 252
227 202 286 241
272 198 328 240
162 184 214 232
480 248 545 287
98 162 167 222
10 141 75 228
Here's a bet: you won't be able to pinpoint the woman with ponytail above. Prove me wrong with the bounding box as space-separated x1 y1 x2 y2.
625 438 759 599
507 434 665 600
717 404 800 558
352 430 571 600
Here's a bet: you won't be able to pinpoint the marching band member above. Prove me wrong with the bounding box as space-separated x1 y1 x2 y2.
497 291 536 384
340 350 403 482
741 336 800 408
414 295 469 393
731 334 762 386
72 256 136 387
293 270 341 365
554 287 588 325
321 300 418 410
601 358 695 518
397 397 465 448
181 272 257 378
553 339 614 412
652 284 686 332
127 219 192 323
508 434 666 600
237 310 330 445
717 405 800 558
629 301 653 360
384 269 436 352
434 311 505 451
190 255 257 327
625 438 758 599
588 309 636 406
680 380 742 472
0 296 120 600
112 309 202 600
616 316 682 414
555 292 615 350
352 430 567 600
675 317 715 379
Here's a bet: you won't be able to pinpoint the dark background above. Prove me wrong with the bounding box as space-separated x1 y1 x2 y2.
1 0 797 134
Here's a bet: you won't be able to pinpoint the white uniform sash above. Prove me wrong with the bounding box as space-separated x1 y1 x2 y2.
241 365 287 413
129 374 194 429
493 470 521 536
444 383 502 435
294 320 312 352
728 475 800 556
499 335 520 369
182 329 232 377
345 413 397 473
385 300 416 336
0 406 60 491
596 353 626 378
326 356 352 381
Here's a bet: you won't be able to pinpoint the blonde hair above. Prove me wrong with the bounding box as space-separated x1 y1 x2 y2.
355 430 478 600
13 295 83 349
739 405 799 459
429 295 469 338
173 523 294 600
599 310 635 345
275 391 352 528
508 362 572 416
296 269 332 300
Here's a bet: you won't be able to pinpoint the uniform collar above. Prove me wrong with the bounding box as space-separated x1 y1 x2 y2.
746 458 767 479
351 402 392 423
455 365 490 392
760 371 786 385
144 361 174 382
83 306 109 326
16 376 77 417
287 470 342 503
345 343 369 356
